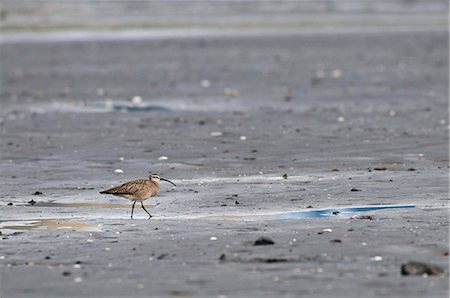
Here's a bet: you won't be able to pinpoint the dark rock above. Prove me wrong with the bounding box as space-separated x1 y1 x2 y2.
253 236 275 246
330 239 342 243
32 191 43 195
27 199 36 206
352 215 374 220
235 201 240 205
332 211 340 215
157 253 168 260
62 271 72 276
373 167 387 171
44 256 51 260
401 261 444 276
282 173 288 179
407 168 416 171
219 253 227 262
7 202 13 206
350 188 361 192
331 168 340 171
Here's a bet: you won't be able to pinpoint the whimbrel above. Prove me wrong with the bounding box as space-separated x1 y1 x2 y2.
100 173 176 219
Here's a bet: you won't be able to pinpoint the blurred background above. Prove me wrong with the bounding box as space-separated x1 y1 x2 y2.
1 0 447 31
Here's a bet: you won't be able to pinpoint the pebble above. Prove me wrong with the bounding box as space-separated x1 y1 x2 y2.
370 256 383 262
62 271 72 276
401 261 444 276
32 191 43 195
200 79 211 88
114 169 124 174
253 236 275 246
350 188 361 192
28 199 36 205
158 156 168 161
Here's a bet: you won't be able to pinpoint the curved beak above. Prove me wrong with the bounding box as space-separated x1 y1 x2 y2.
160 178 176 186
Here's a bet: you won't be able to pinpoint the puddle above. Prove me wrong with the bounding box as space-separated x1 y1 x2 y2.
57 101 171 112
31 202 150 209
0 218 101 234
198 205 415 221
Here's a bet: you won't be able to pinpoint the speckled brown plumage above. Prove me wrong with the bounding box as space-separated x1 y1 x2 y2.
100 173 176 219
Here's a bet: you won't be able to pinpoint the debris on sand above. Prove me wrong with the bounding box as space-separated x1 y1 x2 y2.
253 236 275 246
32 191 43 195
351 215 374 220
219 253 227 262
27 199 36 206
401 261 444 276
350 188 361 192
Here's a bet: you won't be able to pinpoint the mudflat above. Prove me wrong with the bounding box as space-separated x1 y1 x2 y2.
0 28 448 297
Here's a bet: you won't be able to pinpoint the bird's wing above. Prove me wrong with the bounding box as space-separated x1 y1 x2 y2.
100 179 147 195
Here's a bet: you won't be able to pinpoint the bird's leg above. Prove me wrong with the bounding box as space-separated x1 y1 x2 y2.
131 201 136 219
141 202 152 219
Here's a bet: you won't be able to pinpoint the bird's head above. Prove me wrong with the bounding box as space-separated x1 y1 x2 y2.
149 173 176 186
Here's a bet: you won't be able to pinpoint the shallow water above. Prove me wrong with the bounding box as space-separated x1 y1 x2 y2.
0 218 101 233
198 205 415 221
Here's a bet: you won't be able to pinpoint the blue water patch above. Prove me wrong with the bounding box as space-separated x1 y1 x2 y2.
87 102 170 112
274 205 415 219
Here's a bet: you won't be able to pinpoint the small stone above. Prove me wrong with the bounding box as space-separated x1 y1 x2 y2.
157 253 168 260
330 239 342 243
370 256 383 262
44 256 51 260
7 202 13 206
331 168 339 171
131 96 143 104
332 211 340 215
32 191 43 195
157 156 168 161
352 215 374 220
350 188 361 192
282 173 288 179
337 116 345 123
219 253 227 262
200 79 211 88
239 136 247 141
114 169 124 174
407 168 416 171
401 261 444 276
62 271 72 276
373 167 387 171
235 201 239 205
210 131 223 137
28 199 36 205
253 236 275 246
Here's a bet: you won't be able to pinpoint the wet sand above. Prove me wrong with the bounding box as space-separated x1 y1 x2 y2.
0 27 448 297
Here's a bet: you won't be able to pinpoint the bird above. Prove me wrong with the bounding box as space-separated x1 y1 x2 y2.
100 173 176 219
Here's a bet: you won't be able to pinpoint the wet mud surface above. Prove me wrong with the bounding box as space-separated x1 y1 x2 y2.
0 28 448 297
